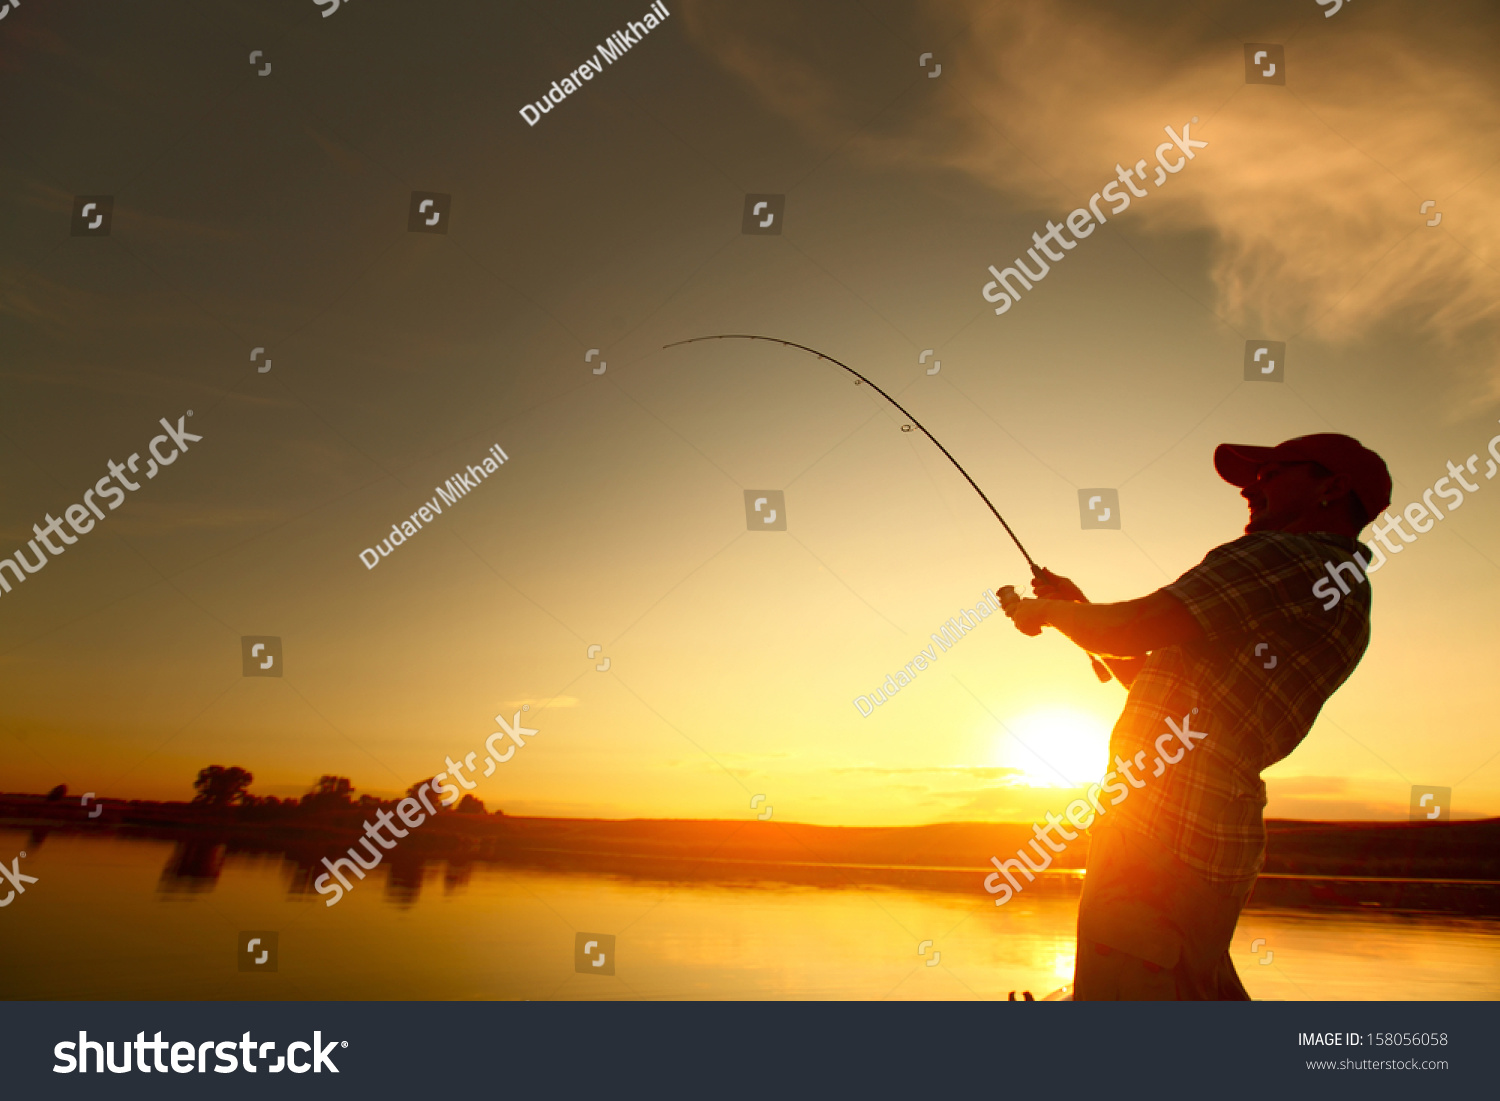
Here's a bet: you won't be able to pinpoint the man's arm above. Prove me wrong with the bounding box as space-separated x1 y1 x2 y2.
1005 590 1204 658
1008 569 1175 682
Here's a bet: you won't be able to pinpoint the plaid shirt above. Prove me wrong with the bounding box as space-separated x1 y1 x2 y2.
1103 531 1372 888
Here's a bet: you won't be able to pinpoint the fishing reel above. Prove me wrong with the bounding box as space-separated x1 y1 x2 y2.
997 584 1113 684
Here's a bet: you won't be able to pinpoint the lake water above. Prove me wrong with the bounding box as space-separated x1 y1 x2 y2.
2 830 1496 1000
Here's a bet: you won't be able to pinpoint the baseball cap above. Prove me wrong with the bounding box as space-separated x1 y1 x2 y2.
1213 433 1392 525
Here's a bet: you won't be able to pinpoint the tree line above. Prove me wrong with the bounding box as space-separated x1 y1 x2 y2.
44 768 495 815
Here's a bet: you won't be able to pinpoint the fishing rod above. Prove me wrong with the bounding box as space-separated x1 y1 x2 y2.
661 333 1112 684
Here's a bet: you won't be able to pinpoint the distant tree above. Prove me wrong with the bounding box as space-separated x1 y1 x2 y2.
45 783 68 802
303 775 356 810
192 766 254 807
317 775 354 799
356 793 383 810
456 794 486 814
405 778 434 800
405 778 450 811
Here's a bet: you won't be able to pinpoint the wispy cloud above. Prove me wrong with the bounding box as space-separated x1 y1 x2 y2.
831 764 1026 781
504 695 582 711
684 0 1500 396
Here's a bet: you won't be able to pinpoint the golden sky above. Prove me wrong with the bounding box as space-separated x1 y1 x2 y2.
1 0 1496 824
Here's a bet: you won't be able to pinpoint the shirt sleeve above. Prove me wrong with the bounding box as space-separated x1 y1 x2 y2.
1160 533 1329 644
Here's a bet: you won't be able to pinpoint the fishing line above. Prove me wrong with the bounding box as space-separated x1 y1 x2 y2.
663 334 1039 569
662 333 1112 683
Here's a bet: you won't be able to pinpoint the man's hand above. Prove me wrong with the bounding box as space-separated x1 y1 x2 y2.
1032 568 1087 603
998 585 1051 637
1008 599 1051 636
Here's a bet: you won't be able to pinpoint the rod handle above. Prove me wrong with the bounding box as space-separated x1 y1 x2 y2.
1024 565 1113 685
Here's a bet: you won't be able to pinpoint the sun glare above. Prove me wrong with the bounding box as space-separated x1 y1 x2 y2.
1053 951 1076 982
999 707 1112 788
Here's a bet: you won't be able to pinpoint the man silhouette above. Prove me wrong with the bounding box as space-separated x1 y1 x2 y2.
1000 434 1391 1000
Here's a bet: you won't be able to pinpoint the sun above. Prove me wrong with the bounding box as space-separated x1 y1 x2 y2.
998 707 1112 788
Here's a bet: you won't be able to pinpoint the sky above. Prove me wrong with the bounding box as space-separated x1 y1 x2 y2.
1 0 1497 825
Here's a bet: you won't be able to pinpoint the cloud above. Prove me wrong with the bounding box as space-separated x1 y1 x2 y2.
1267 774 1350 797
1265 775 1398 818
923 781 1087 820
505 696 582 710
831 764 1026 781
683 0 1500 396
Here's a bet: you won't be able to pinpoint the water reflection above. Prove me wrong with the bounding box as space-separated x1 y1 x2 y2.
2 829 1494 1002
158 841 226 893
384 857 427 906
443 859 473 895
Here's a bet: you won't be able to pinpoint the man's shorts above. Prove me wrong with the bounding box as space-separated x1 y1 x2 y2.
1074 822 1256 1001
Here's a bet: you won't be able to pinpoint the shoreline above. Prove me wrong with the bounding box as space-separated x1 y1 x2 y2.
4 797 1496 915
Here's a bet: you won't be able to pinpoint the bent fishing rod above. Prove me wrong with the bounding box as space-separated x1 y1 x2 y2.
662 333 1112 683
